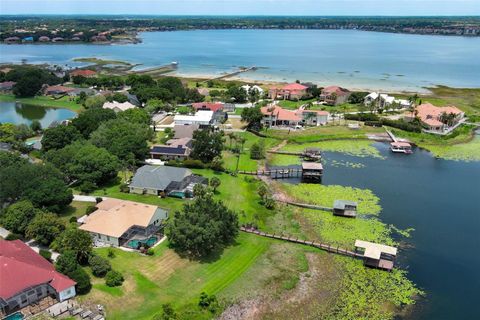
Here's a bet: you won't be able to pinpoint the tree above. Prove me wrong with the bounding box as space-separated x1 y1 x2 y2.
69 267 92 294
54 228 93 264
26 212 65 246
165 191 239 258
9 66 61 97
241 107 263 130
250 141 265 160
210 156 224 172
198 292 219 313
107 92 128 103
190 129 224 163
45 141 120 189
84 95 106 109
153 303 178 320
30 120 42 132
209 177 221 193
55 250 79 275
90 118 153 162
226 86 247 103
105 270 124 287
89 255 112 277
0 162 72 212
72 107 117 138
41 125 82 151
257 184 268 201
117 108 151 125
0 200 41 235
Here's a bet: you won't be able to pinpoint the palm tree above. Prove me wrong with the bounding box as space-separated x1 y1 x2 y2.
227 132 236 149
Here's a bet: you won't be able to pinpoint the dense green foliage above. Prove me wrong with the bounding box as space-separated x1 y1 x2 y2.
41 125 83 151
241 106 263 130
166 189 239 258
5 66 62 97
90 118 153 162
190 129 224 163
72 107 117 138
25 212 65 245
89 255 112 277
69 266 92 294
53 227 93 264
117 108 151 125
45 141 120 191
0 200 42 235
0 157 72 212
105 270 125 287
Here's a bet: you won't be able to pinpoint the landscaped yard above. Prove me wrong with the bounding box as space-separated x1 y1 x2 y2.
0 94 84 112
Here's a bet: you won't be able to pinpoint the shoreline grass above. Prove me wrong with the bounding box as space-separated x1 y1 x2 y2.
0 94 83 112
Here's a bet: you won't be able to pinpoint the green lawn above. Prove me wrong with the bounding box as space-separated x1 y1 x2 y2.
0 94 84 112
80 233 270 320
58 201 92 223
277 98 317 110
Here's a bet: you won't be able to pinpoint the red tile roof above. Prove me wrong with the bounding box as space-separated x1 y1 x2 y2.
261 105 302 122
283 83 308 91
416 103 463 127
322 86 350 96
192 102 224 112
70 69 96 77
45 85 75 93
0 240 76 300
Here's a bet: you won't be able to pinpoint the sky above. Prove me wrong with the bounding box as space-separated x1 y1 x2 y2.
0 0 479 16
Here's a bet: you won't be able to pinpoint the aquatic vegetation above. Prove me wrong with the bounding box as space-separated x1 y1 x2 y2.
283 184 382 216
327 159 366 169
280 183 422 319
425 137 480 162
281 140 383 158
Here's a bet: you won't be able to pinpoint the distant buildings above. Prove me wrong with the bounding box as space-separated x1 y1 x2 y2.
0 240 76 316
408 103 464 133
241 84 264 95
44 85 76 96
174 110 214 126
364 92 412 109
70 69 97 78
192 102 224 113
78 199 168 248
260 104 329 128
0 81 16 92
268 83 309 101
129 165 206 197
102 101 136 113
319 86 350 105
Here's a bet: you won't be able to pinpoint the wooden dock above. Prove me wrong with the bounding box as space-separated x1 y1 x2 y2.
238 168 303 179
206 66 257 81
240 227 363 259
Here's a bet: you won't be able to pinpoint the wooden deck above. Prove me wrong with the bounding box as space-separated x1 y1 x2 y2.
238 168 304 179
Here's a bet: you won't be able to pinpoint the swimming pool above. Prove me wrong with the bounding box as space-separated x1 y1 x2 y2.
127 236 158 249
4 312 24 320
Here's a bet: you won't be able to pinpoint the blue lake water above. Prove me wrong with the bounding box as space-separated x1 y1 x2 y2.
321 142 480 320
0 101 76 127
1 30 480 91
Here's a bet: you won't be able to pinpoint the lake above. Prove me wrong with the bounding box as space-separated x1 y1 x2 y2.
0 101 76 127
1 30 480 91
320 142 480 319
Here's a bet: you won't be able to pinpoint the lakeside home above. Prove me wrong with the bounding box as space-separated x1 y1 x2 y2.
268 83 309 101
0 240 76 317
129 165 207 197
149 137 193 161
364 92 412 109
69 69 96 78
260 104 329 128
319 86 350 105
407 103 464 134
174 110 214 126
102 101 136 112
79 199 168 248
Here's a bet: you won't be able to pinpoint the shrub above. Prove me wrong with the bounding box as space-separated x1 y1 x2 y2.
105 270 124 287
69 216 78 223
69 267 92 294
5 233 22 240
89 255 112 277
250 142 265 160
85 206 97 215
198 292 219 313
79 181 97 194
107 248 116 259
119 183 130 193
95 197 103 203
182 159 206 169
146 248 155 256
264 197 276 210
345 113 379 122
39 249 52 261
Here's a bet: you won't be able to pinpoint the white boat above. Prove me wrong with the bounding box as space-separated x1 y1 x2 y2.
390 142 413 154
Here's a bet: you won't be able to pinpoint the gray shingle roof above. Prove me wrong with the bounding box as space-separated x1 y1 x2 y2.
129 165 192 191
333 200 358 210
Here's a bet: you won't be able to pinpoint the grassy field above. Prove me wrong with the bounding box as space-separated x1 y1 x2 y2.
58 201 92 222
422 86 480 116
79 233 271 320
277 98 316 110
0 94 83 112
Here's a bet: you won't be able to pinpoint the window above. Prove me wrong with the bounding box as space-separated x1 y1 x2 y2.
107 236 110 241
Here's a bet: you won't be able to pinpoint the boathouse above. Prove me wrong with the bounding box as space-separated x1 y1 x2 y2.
303 148 322 161
301 162 323 181
354 240 397 271
333 200 357 217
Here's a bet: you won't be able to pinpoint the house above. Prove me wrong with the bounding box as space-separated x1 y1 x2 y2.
319 86 350 105
0 81 16 92
241 84 264 95
79 199 168 248
173 124 199 139
149 138 192 161
196 88 210 96
0 240 76 316
333 200 357 217
127 93 142 107
70 69 97 78
268 83 309 101
44 85 75 96
192 102 224 113
410 103 464 133
0 142 12 152
51 37 64 42
174 110 214 126
22 37 34 42
102 101 136 113
364 92 412 109
3 37 20 44
260 105 329 128
129 165 207 197
38 36 51 42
